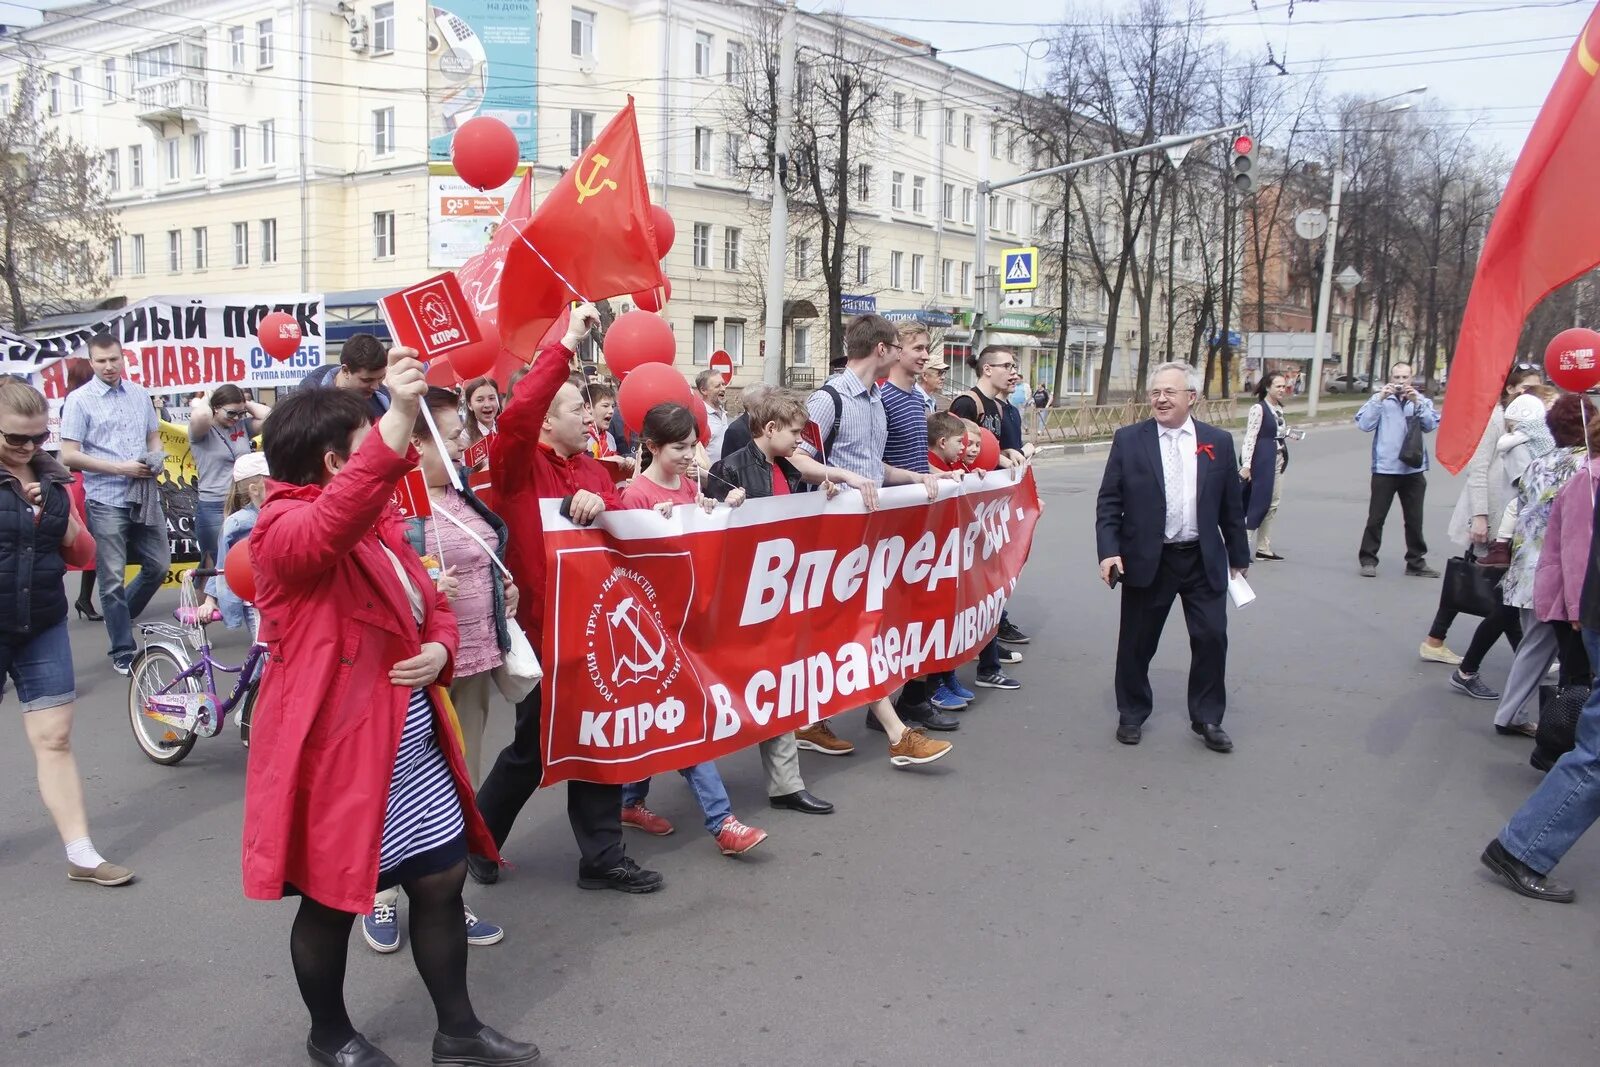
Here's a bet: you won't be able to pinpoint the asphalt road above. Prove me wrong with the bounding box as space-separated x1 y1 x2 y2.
5 422 1598 1067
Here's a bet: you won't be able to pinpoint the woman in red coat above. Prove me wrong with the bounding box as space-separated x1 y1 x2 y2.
243 348 537 1067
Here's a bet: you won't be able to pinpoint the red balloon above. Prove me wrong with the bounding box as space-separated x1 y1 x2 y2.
975 428 1001 471
691 395 711 446
604 310 677 378
451 117 520 192
1544 328 1600 392
224 539 256 604
632 277 673 313
650 205 676 257
257 311 302 361
449 318 500 381
617 363 693 433
426 360 461 387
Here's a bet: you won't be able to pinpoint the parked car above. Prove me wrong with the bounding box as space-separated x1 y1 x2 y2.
1327 374 1372 394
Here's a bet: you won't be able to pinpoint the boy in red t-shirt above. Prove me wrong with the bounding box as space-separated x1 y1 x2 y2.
583 382 636 484
927 411 968 473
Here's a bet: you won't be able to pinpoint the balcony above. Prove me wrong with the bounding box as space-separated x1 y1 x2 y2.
134 76 208 128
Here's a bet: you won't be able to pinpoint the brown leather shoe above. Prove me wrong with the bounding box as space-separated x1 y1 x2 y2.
795 722 855 755
68 861 134 886
888 728 952 767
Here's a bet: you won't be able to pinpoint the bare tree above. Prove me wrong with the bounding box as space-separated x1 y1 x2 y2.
0 65 120 329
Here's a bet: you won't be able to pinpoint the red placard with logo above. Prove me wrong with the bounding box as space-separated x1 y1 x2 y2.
392 468 433 519
379 272 483 361
464 434 494 471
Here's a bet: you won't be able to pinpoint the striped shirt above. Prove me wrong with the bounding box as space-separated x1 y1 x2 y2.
59 376 159 506
881 381 930 474
378 688 465 872
799 368 888 485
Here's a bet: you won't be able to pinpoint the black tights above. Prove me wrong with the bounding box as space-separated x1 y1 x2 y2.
291 859 480 1051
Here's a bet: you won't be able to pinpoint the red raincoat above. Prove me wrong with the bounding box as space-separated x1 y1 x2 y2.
241 429 500 914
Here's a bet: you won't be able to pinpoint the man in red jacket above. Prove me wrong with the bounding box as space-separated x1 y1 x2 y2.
471 305 663 894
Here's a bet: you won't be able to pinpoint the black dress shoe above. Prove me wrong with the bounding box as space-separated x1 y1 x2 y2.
898 701 960 731
576 855 664 893
1192 723 1233 752
770 789 834 814
307 1033 398 1067
1254 550 1284 562
1481 838 1575 903
1115 723 1142 745
467 853 500 886
433 1024 540 1066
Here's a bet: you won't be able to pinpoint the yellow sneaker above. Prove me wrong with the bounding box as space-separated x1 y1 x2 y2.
1419 642 1463 666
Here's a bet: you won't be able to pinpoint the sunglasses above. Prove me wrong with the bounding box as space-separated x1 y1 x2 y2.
221 408 249 419
2 431 50 447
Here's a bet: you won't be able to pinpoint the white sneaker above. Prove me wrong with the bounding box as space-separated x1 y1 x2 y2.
1419 642 1462 666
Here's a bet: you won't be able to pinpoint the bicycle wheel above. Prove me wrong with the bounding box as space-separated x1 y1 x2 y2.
128 646 200 766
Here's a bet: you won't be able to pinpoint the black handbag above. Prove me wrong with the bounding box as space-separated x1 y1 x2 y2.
1398 411 1426 468
1444 551 1505 618
1532 683 1589 772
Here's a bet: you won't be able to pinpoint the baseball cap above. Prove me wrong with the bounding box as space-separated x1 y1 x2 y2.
926 359 949 371
232 452 269 480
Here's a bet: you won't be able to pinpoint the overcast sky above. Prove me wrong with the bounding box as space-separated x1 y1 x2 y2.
821 0 1594 159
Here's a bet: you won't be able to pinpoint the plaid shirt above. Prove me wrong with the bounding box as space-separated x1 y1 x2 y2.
59 376 159 505
800 368 888 485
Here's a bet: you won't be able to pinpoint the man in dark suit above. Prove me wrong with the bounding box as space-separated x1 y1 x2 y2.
1095 362 1251 752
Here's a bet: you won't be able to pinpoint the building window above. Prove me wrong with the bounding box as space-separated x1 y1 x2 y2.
233 222 250 265
890 171 904 210
793 324 810 366
262 218 278 263
570 110 595 155
261 120 276 164
193 227 207 270
990 122 1002 159
1031 203 1043 236
693 126 712 172
109 237 122 277
130 145 143 188
911 253 925 292
131 234 145 275
1008 130 1019 164
692 222 710 268
373 211 395 259
794 237 810 279
723 320 745 365
693 318 715 362
571 8 596 57
68 67 83 110
726 42 744 83
892 92 905 130
855 163 870 202
46 73 59 116
960 261 972 296
944 108 955 145
102 58 117 101
942 182 955 221
1181 238 1193 265
228 27 245 70
912 176 925 215
373 108 395 155
132 44 178 84
889 251 903 290
694 31 713 76
962 188 974 224
257 19 275 68
104 149 119 193
723 226 741 270
373 3 395 55
723 132 741 176
167 230 182 273
913 98 925 137
854 246 870 286
963 113 973 150
190 132 206 176
230 125 247 169
1005 197 1016 233
163 138 180 181
941 258 953 295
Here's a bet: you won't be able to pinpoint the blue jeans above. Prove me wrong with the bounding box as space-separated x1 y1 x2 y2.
623 762 733 835
0 619 75 712
1500 628 1600 874
85 499 172 663
195 498 225 569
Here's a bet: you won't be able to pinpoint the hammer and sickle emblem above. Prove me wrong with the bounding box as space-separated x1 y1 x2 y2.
575 153 620 205
1579 15 1599 76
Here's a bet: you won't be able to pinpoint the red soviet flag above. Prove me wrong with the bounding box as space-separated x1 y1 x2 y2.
498 98 668 357
456 170 534 332
1439 4 1600 471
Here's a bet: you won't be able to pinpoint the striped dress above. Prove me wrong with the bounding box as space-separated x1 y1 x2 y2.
377 688 465 875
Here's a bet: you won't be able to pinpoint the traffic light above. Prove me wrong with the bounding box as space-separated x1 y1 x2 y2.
1230 134 1257 195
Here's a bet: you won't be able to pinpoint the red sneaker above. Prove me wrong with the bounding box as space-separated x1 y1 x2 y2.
621 803 674 836
714 817 768 856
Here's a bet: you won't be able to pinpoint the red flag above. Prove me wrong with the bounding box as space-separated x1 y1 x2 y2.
498 99 667 357
456 170 534 333
1439 5 1600 471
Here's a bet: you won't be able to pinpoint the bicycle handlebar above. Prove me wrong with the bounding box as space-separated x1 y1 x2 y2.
184 568 221 582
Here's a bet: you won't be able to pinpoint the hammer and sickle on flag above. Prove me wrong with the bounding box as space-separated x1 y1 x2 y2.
575 155 620 205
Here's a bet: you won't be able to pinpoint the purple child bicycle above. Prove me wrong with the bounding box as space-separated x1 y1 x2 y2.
128 568 267 766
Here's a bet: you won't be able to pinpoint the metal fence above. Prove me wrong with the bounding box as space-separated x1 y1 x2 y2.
1027 397 1239 444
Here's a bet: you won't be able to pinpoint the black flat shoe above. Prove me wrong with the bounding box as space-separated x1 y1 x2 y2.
1192 723 1233 752
433 1025 540 1066
898 701 960 731
466 853 500 885
1254 551 1284 562
1481 838 1575 903
74 601 103 622
1116 723 1142 745
770 789 834 814
307 1033 397 1067
1495 722 1538 738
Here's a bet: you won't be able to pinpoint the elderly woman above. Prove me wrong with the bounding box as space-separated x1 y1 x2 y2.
1491 394 1596 734
243 349 537 1067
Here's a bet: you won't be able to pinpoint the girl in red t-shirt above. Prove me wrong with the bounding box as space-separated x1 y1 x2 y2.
620 403 746 515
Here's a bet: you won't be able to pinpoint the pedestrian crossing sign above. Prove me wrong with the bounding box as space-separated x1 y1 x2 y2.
1001 247 1038 291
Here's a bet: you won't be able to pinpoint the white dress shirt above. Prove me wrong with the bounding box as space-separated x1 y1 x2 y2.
1160 418 1200 542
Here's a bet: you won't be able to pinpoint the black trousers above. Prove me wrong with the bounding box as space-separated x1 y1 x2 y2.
1114 543 1228 727
474 682 625 873
1460 604 1524 675
1359 472 1428 569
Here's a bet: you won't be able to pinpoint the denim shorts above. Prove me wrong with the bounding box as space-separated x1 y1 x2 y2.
0 619 76 713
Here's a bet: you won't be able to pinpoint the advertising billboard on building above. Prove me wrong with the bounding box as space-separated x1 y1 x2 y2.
425 1 538 162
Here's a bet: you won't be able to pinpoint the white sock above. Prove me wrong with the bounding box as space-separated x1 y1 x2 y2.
66 837 106 869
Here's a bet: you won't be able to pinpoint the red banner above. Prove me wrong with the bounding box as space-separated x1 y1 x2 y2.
536 469 1041 785
393 469 433 519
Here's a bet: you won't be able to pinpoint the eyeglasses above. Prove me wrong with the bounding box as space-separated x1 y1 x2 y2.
2 431 50 448
1513 361 1538 372
1148 388 1192 400
221 408 249 419
988 362 1017 371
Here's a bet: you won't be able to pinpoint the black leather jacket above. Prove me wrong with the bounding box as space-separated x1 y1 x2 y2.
708 442 805 499
0 452 73 636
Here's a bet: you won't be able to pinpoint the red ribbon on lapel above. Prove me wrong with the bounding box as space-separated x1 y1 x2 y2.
1196 443 1216 461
